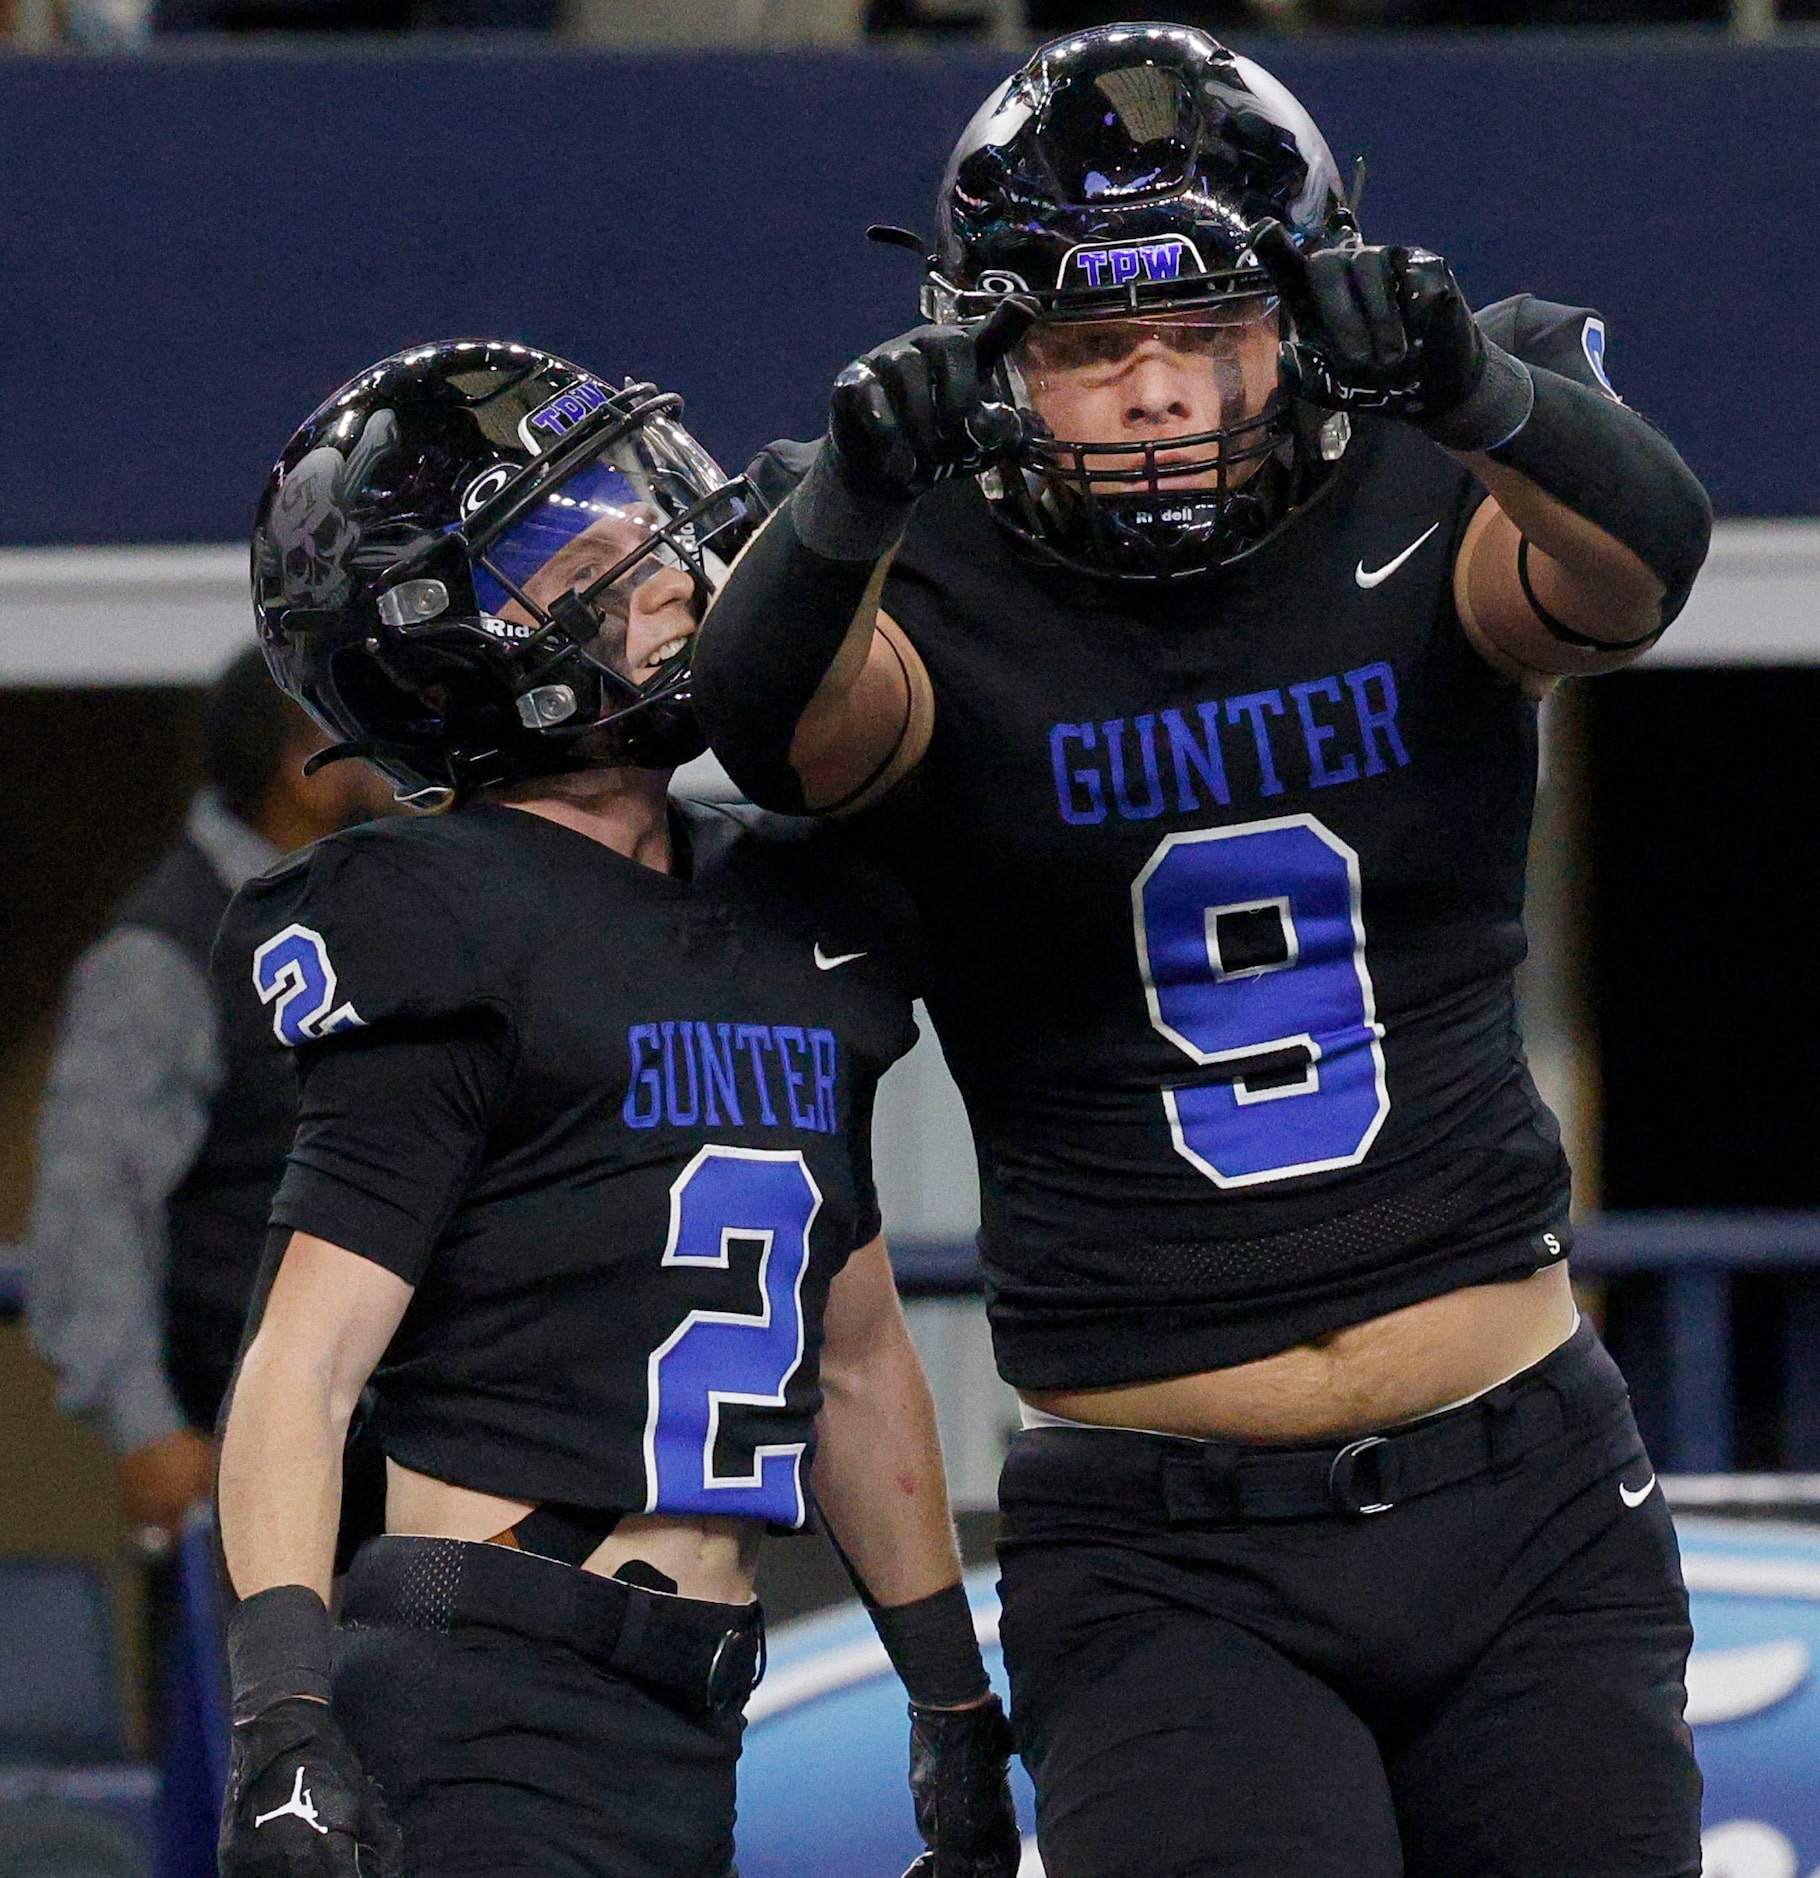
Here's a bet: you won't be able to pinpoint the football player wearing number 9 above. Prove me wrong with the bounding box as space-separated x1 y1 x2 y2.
694 25 1713 1878
211 342 1019 1878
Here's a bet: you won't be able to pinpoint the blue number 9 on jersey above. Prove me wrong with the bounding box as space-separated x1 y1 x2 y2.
1133 814 1388 1188
644 1146 822 1527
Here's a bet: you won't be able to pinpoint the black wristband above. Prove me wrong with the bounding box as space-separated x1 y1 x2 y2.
869 1582 990 1710
792 442 915 564
1420 337 1535 453
226 1583 333 1721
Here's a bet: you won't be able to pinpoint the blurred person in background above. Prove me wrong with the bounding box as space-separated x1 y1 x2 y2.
23 645 393 1546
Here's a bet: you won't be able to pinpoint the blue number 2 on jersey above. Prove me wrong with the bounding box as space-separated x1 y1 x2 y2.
251 924 365 1046
644 1146 822 1526
1132 813 1388 1188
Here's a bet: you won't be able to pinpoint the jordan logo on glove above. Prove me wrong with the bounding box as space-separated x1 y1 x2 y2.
253 1767 329 1835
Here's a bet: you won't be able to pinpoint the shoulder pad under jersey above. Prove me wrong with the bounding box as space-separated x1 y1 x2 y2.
216 821 494 1049
743 439 820 515
1475 293 1620 401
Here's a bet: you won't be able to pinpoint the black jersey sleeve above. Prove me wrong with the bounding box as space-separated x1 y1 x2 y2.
273 1015 513 1283
1475 294 1617 399
216 828 516 1281
220 829 504 1047
743 438 819 515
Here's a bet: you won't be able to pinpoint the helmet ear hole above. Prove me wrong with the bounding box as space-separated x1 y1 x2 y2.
326 640 443 738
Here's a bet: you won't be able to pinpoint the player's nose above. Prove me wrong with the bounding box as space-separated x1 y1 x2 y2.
638 563 695 609
1121 347 1200 430
625 564 700 670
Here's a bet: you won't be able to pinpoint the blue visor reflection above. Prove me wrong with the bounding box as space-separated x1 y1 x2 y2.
472 457 646 618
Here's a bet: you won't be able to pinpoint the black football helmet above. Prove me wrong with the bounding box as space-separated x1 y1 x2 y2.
252 340 759 803
923 23 1355 582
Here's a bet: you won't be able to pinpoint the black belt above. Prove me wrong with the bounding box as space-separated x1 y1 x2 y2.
1026 1318 1622 1525
339 1535 764 1724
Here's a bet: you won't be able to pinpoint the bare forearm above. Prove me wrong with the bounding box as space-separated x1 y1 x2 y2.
814 1317 963 1606
217 1232 412 1600
217 1341 351 1602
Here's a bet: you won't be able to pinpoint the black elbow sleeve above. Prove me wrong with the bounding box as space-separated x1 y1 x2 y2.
1490 367 1713 623
694 497 901 813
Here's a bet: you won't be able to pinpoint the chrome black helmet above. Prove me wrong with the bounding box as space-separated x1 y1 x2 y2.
924 23 1355 582
252 340 759 803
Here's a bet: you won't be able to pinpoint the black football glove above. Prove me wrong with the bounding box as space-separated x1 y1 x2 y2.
900 1695 1022 1878
827 299 1036 508
1249 218 1506 437
219 1697 403 1878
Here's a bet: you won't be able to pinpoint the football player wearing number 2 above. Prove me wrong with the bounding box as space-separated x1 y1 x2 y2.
211 343 1019 1878
696 25 1712 1878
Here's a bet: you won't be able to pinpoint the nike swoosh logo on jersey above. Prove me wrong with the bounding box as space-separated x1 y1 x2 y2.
1355 523 1441 589
814 943 867 971
1620 1473 1658 1509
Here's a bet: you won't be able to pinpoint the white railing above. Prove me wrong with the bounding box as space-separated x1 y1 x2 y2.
1 519 1812 687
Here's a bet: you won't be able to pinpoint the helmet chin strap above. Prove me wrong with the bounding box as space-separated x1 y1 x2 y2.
300 738 451 809
1003 425 1319 584
301 741 370 777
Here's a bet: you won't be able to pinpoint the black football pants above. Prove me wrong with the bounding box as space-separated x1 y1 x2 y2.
997 1320 1701 1878
330 1540 748 1878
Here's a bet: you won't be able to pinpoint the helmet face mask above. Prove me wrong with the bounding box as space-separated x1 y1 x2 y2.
928 23 1355 583
253 344 758 803
998 297 1293 576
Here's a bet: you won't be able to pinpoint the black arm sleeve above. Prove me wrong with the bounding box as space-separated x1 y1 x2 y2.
270 1013 513 1284
694 447 911 814
1489 365 1713 625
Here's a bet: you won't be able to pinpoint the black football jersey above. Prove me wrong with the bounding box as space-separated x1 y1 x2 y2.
844 296 1615 1391
216 797 919 1528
